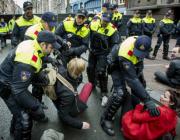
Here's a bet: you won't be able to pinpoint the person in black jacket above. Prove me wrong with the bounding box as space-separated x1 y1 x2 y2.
152 12 176 60
87 13 120 107
55 9 90 65
38 58 93 129
154 47 180 88
0 31 59 140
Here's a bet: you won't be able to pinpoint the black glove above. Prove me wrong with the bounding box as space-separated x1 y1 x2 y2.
64 48 74 56
144 100 160 117
30 105 46 121
62 39 70 50
43 57 59 67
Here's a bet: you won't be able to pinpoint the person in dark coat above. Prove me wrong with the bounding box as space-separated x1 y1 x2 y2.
154 47 180 88
38 58 93 129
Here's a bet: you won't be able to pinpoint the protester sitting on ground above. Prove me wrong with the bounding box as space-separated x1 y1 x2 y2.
154 47 180 88
122 89 180 140
36 58 93 129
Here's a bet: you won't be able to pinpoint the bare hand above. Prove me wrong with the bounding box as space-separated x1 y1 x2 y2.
82 122 90 129
165 64 169 69
67 42 71 48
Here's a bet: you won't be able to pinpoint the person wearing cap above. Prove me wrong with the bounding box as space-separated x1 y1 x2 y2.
24 12 59 109
0 30 59 140
142 10 156 39
152 12 175 60
0 17 9 51
55 9 90 65
8 16 16 33
94 2 111 21
100 35 160 136
142 10 156 59
64 14 74 21
127 10 142 36
11 1 40 47
87 12 119 107
111 4 122 43
25 12 57 40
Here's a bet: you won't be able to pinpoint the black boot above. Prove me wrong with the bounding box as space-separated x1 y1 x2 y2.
152 45 160 59
21 111 33 140
163 44 170 60
100 88 124 136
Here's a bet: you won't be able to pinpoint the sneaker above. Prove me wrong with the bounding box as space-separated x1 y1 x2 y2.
101 96 108 107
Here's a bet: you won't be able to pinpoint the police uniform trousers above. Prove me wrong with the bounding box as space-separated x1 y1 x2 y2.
153 34 170 57
87 52 108 96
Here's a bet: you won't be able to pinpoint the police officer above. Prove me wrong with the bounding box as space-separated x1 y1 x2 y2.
94 2 111 20
24 12 58 109
0 31 60 140
25 12 57 40
8 16 16 33
152 12 175 60
0 17 9 49
142 10 156 59
176 20 180 47
64 14 74 21
127 10 142 36
87 13 119 106
142 10 156 39
86 12 94 25
11 1 40 47
55 9 90 65
100 35 160 136
111 4 122 43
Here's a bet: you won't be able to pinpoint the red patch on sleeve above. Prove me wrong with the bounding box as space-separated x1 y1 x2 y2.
128 50 133 56
112 25 117 29
34 31 39 36
32 55 37 62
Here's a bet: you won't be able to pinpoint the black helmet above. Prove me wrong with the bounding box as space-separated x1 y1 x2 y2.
76 9 88 17
23 1 33 10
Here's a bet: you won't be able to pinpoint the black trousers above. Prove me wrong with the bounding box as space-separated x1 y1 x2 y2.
154 71 175 88
153 35 170 57
0 33 7 48
87 52 108 94
0 81 32 140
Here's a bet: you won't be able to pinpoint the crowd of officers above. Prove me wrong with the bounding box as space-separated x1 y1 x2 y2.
0 1 180 139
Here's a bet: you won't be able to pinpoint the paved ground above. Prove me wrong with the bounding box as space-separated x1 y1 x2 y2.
0 38 180 140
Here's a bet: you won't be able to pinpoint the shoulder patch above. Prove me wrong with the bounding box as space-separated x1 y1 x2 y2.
34 31 39 36
32 55 38 62
21 71 31 81
128 50 133 56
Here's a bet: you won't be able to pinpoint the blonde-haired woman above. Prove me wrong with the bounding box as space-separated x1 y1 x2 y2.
53 58 93 129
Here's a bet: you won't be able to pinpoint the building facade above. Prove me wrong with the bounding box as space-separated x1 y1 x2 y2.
126 0 180 21
0 0 22 14
70 0 126 13
32 0 67 14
